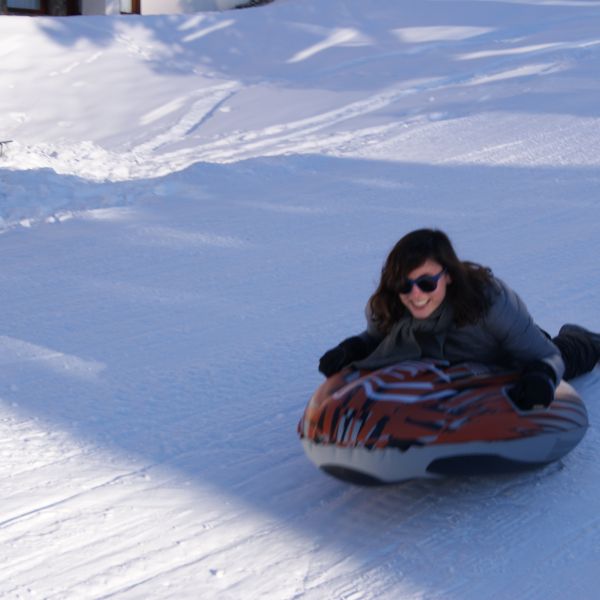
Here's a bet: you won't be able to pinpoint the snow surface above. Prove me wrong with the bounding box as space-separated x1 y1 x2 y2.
1 0 600 598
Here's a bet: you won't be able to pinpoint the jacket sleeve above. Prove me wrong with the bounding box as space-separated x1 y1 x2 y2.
483 279 565 382
358 300 386 350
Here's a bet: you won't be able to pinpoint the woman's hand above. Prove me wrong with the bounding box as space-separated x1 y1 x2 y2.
509 361 556 410
318 336 370 377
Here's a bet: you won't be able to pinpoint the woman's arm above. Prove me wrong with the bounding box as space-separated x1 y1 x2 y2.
484 278 565 383
317 303 384 377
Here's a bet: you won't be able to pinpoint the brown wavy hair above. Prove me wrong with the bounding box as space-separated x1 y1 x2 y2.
369 229 494 334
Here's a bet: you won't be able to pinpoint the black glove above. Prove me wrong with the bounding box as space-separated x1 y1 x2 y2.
318 336 370 377
508 361 556 410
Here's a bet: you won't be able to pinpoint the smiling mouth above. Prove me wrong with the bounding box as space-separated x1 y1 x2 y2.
410 299 430 308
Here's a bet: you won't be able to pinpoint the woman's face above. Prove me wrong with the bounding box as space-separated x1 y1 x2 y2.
399 259 451 320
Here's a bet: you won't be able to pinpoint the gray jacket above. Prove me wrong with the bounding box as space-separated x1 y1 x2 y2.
361 277 565 382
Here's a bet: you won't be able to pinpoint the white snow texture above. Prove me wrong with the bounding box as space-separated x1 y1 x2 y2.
0 1 599 598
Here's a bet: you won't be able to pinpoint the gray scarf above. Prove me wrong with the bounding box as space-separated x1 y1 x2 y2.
352 302 454 371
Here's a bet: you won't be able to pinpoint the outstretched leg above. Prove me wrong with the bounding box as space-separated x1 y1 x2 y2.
553 324 600 380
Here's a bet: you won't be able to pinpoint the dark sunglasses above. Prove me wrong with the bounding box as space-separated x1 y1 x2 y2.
397 269 447 295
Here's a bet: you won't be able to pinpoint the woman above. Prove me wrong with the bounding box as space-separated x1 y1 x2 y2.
318 229 600 410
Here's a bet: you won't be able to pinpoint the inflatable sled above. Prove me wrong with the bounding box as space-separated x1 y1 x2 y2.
298 360 588 485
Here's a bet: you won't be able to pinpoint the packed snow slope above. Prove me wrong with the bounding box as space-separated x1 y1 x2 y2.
1 1 600 598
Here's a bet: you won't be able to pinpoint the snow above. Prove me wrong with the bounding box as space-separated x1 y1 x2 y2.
0 0 599 597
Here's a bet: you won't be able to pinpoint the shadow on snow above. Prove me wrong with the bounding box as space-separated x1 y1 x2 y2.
27 1 600 120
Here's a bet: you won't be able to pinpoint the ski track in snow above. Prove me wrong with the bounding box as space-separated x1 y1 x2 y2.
1 0 600 598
